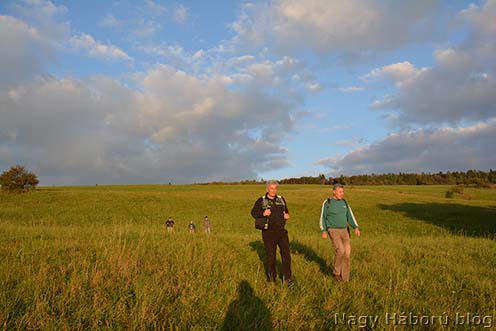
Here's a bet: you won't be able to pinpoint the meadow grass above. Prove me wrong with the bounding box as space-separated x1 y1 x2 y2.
1 184 495 330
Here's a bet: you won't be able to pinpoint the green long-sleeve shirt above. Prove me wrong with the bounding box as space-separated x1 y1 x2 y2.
319 198 359 232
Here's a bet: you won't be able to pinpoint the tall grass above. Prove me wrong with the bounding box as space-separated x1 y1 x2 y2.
1 184 495 330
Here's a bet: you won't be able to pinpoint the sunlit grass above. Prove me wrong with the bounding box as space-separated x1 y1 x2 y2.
1 184 495 330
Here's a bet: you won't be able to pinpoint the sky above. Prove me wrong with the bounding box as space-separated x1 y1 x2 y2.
0 0 495 185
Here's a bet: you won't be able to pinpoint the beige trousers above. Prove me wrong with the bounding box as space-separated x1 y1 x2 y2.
328 228 351 281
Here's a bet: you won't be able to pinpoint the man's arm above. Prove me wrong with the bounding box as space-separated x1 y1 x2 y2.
345 204 359 229
281 196 290 220
346 203 361 237
320 200 328 238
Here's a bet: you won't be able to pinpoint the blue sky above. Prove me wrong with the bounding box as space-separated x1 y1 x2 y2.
1 0 495 185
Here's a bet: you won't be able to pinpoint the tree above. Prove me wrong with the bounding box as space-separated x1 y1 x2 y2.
0 165 39 192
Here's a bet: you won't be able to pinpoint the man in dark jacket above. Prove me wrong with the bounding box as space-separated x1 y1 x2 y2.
251 180 293 286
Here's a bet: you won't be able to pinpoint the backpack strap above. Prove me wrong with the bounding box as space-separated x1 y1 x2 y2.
261 195 269 209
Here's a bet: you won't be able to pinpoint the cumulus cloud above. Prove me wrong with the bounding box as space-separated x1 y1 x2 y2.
315 1 496 176
99 14 120 28
367 0 496 125
337 86 364 93
0 0 69 89
11 0 69 41
0 15 49 89
231 0 441 59
69 33 132 61
319 121 496 175
172 4 188 24
362 61 423 86
0 64 296 185
0 2 314 185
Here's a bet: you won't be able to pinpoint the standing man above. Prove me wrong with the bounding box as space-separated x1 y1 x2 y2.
203 216 211 234
320 183 361 282
165 217 175 233
251 180 293 287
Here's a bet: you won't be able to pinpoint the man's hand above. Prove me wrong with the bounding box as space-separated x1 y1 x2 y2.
354 228 361 237
321 231 328 239
284 212 290 220
263 209 271 217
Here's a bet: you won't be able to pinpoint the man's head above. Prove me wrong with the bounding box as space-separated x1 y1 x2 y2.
333 183 344 200
266 179 278 197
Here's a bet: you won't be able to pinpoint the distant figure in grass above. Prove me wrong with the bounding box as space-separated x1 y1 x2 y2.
188 221 196 233
320 183 361 282
203 216 211 234
251 180 293 287
165 217 175 233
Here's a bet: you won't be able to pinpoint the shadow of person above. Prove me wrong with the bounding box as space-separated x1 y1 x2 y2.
290 240 332 275
249 241 282 281
221 280 272 331
379 203 496 239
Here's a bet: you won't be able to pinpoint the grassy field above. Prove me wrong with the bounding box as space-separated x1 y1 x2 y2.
1 184 495 330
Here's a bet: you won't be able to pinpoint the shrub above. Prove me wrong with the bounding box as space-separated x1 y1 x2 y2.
0 165 39 192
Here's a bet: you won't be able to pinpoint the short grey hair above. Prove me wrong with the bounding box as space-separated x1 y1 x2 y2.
266 179 279 189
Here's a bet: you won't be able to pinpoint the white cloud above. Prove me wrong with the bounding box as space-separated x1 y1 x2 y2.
0 63 298 185
231 0 441 59
0 0 72 89
11 0 69 41
366 0 496 126
172 4 188 24
0 15 53 89
363 61 422 85
99 14 120 28
143 0 167 17
337 86 364 93
69 33 132 61
0 1 312 185
319 121 496 176
307 82 322 93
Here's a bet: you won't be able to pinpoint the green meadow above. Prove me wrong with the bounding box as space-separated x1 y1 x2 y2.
1 184 495 330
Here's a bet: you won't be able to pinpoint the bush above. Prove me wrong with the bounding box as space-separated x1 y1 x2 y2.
0 165 39 192
445 190 454 198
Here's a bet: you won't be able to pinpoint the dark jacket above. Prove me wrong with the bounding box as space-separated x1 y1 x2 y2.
251 193 288 231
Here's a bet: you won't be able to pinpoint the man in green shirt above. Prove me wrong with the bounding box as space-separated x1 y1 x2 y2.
319 183 361 282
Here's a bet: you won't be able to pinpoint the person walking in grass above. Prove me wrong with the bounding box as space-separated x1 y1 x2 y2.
188 221 196 234
251 180 293 287
165 217 175 233
320 183 361 282
203 216 211 234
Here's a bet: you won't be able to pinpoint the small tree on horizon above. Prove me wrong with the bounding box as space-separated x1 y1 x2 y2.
0 165 39 192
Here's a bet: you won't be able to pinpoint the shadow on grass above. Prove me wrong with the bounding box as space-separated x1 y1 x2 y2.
379 203 496 239
249 241 282 281
221 280 272 331
289 240 332 275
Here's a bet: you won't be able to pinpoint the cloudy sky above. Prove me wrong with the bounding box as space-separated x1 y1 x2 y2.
1 0 495 185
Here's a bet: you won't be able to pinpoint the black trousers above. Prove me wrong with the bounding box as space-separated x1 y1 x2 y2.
261 229 292 281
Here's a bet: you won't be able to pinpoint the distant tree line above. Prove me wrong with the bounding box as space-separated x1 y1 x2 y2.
279 174 327 185
278 170 496 186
